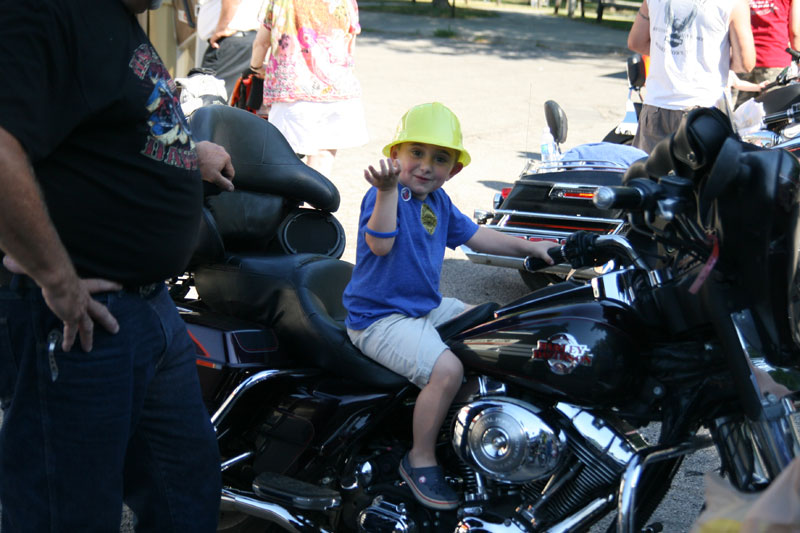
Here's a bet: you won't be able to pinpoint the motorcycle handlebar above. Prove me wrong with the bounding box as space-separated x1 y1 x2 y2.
593 185 644 210
762 50 800 91
764 103 800 125
524 234 652 273
523 244 566 272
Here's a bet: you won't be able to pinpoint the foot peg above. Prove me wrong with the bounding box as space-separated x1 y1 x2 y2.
253 472 341 511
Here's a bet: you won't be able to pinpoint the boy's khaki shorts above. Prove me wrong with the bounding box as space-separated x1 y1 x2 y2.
347 298 468 388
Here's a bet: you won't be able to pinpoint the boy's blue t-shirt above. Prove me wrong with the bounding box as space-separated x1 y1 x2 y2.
343 184 479 330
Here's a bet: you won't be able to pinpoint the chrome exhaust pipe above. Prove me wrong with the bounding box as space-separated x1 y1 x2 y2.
220 488 332 533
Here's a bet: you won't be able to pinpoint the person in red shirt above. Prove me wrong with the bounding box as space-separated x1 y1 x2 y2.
735 0 800 106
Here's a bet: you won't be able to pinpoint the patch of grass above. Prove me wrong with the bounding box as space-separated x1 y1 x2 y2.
359 0 498 19
433 26 459 37
360 0 635 32
561 13 635 31
546 1 636 31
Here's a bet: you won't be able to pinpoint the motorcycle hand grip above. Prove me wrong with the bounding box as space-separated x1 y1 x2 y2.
523 244 565 272
761 79 780 92
593 186 644 210
764 103 800 125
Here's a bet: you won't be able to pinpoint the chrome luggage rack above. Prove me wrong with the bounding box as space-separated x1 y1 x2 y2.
462 158 629 280
523 157 633 175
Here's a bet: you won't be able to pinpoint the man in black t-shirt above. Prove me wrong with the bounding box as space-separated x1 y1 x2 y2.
0 0 233 530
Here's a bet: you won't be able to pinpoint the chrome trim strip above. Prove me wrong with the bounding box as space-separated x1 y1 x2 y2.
524 159 629 174
490 209 625 225
547 495 614 533
617 436 714 532
476 226 576 239
220 488 331 533
211 369 316 429
221 451 254 472
460 245 598 279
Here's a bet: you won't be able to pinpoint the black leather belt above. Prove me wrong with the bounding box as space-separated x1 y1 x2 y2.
123 282 162 299
0 273 161 300
0 273 35 290
213 30 256 42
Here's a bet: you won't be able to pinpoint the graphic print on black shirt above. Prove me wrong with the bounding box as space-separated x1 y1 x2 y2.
129 43 198 172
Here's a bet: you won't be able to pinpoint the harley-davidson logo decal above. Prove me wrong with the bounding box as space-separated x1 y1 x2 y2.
531 333 593 375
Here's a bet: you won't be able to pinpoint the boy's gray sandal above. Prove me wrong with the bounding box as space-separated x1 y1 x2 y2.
398 453 459 510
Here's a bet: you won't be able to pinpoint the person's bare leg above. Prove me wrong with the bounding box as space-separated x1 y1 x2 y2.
408 350 463 468
305 149 337 177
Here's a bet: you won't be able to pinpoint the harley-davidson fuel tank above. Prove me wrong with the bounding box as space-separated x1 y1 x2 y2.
450 283 646 405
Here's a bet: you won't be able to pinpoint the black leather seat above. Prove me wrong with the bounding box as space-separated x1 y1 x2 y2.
191 105 339 211
194 253 410 389
194 253 500 390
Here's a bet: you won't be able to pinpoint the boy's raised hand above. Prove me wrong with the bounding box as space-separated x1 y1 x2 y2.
364 158 401 191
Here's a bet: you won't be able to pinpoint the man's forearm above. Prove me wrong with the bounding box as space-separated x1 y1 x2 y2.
791 0 800 52
627 2 651 56
729 0 756 73
217 0 243 32
250 24 270 70
0 127 76 289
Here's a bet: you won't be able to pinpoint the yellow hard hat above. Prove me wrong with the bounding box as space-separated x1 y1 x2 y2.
382 102 471 166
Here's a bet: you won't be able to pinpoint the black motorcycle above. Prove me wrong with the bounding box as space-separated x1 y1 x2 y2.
737 47 800 156
177 105 800 532
465 98 647 291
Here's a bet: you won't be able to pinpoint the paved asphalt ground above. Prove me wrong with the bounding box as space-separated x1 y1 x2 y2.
1 4 721 532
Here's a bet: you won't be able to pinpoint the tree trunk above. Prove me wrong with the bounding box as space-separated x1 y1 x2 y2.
432 0 450 8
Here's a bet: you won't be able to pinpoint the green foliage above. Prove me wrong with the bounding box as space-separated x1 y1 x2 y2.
359 0 498 19
359 0 635 32
548 1 636 31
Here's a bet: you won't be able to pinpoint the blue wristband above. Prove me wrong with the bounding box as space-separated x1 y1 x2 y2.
364 226 399 238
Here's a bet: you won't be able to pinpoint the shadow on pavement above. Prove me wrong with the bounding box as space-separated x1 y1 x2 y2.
360 32 626 62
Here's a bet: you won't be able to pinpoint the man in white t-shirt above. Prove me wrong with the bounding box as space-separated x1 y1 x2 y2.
627 0 755 152
199 0 263 97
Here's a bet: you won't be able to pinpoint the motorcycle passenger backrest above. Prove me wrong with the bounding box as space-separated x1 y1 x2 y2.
193 190 346 259
189 105 340 212
186 206 225 270
544 100 568 145
626 54 647 90
204 190 289 253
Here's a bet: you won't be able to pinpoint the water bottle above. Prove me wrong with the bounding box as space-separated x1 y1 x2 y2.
540 126 557 163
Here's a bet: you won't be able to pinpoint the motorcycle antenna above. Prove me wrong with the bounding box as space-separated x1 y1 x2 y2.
525 82 533 162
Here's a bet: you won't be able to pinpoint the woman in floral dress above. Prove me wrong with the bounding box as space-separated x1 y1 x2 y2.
249 0 369 177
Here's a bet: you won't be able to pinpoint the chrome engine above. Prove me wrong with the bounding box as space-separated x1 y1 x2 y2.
452 397 567 483
358 496 417 533
451 380 648 532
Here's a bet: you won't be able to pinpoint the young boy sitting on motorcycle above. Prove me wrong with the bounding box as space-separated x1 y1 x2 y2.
342 102 554 510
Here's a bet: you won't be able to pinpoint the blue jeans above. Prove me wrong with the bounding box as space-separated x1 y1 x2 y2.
0 281 221 532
